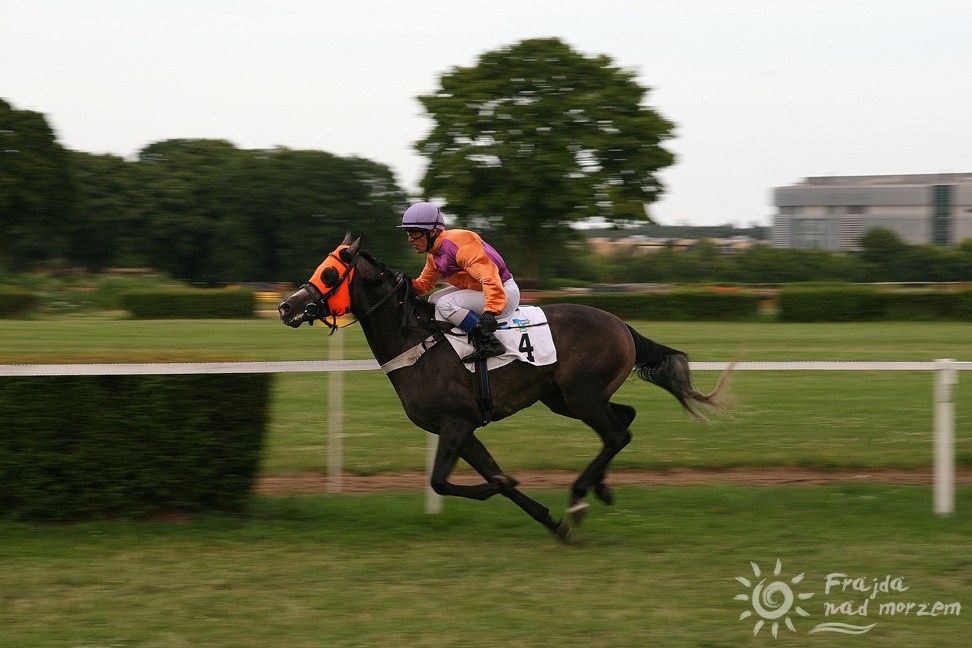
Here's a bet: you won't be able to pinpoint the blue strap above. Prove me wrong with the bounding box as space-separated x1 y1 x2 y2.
458 310 480 333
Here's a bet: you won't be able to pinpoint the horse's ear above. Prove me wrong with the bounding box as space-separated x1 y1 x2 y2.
340 235 362 263
341 231 353 246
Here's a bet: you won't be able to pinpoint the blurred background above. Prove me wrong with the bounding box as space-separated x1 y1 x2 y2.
2 3 972 646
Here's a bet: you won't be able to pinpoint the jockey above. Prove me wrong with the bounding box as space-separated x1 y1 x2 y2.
400 202 520 363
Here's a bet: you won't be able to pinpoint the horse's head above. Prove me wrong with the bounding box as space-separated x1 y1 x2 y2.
278 233 361 328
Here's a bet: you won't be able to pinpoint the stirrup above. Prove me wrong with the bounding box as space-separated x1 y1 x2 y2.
461 336 505 363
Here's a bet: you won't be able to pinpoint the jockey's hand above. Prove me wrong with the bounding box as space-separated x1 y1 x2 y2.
394 271 411 288
476 311 498 334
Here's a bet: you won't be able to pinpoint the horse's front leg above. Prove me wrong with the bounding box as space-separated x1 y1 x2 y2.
429 426 503 501
458 432 518 492
459 433 570 542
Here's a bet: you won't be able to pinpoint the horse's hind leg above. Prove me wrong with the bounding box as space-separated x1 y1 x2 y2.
590 403 636 506
566 405 633 525
459 434 570 542
541 391 633 516
571 412 631 519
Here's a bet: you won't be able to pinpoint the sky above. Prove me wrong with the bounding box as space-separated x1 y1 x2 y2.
4 0 971 227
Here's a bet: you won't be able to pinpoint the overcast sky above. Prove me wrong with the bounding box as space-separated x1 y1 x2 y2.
4 0 971 227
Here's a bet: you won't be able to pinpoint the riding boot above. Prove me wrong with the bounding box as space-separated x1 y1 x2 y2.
461 330 506 363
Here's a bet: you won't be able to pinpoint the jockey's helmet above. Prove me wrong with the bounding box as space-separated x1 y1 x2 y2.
399 202 445 231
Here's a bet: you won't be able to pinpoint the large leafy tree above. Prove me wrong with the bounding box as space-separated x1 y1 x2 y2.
133 140 410 283
136 139 245 282
416 38 675 283
210 148 410 283
0 99 76 270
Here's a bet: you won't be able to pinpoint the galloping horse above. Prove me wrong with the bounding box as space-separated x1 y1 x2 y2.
278 233 731 540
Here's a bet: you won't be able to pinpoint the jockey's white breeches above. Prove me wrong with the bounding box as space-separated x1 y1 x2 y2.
429 278 520 330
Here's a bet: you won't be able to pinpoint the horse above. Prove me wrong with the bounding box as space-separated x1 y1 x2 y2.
278 233 732 541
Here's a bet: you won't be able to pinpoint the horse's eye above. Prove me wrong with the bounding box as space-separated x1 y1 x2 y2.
322 267 339 287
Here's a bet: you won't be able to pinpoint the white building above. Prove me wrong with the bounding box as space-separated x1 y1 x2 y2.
771 173 972 251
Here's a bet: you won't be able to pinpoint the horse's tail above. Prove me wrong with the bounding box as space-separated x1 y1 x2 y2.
626 324 734 420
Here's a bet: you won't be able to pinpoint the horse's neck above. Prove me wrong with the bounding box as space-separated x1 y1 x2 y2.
355 302 426 366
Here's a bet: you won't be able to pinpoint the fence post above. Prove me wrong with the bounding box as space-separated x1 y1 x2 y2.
426 432 443 514
327 331 345 494
933 359 957 516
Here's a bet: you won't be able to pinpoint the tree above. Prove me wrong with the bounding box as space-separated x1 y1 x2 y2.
136 139 245 282
0 98 76 270
68 151 146 271
416 38 675 284
210 148 410 283
857 227 908 280
957 239 972 279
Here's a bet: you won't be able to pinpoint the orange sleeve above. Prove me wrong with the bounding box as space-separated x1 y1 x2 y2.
455 237 507 314
411 254 440 296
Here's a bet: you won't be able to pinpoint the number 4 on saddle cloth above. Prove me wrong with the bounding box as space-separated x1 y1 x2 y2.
446 306 557 372
377 305 557 376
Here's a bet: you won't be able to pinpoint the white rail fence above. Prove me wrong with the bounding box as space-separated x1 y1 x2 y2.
2 358 969 516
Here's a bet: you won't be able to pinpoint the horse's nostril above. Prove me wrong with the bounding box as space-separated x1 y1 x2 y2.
279 303 291 316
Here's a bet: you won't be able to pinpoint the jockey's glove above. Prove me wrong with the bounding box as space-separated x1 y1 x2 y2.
476 311 499 334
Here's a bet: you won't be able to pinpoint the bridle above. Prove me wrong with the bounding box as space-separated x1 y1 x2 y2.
301 250 406 334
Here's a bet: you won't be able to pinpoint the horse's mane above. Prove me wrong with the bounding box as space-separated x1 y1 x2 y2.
359 250 438 336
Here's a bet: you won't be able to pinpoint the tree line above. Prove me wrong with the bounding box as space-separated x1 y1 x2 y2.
1 98 413 285
5 31 972 289
561 228 972 286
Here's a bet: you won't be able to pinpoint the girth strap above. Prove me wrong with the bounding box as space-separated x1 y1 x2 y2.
475 359 494 427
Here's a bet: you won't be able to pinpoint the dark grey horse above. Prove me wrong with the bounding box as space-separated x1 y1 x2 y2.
278 234 731 540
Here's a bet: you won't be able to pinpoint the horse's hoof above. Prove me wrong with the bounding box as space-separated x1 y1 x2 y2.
567 500 589 526
552 519 571 543
594 483 615 506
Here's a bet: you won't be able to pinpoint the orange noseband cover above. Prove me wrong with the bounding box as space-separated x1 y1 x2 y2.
308 245 355 316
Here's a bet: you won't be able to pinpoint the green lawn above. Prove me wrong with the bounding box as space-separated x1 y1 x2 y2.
3 316 972 363
2 487 970 647
2 317 971 646
2 317 970 473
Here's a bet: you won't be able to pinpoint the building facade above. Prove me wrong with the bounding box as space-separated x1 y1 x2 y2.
771 173 972 251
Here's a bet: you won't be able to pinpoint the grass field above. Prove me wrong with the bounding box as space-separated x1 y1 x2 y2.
2 316 970 646
2 317 968 473
2 487 971 646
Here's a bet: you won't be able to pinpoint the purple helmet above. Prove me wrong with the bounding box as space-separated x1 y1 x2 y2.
399 202 444 231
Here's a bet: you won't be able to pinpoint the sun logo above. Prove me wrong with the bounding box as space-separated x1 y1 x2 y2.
735 559 814 638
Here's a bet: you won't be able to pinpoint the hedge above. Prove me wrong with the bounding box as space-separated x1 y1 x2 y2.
0 374 270 521
119 288 256 318
778 286 972 322
532 290 761 321
0 286 37 318
778 285 886 322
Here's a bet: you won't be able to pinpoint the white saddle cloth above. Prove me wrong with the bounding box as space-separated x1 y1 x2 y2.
444 305 557 372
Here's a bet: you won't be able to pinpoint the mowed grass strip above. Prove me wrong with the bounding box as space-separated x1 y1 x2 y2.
2 317 970 472
4 317 972 362
265 368 972 474
1 486 971 647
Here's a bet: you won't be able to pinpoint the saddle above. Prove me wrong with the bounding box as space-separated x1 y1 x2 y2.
441 306 556 372
381 306 557 427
